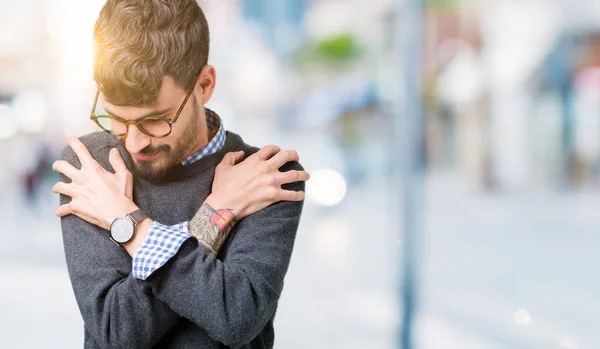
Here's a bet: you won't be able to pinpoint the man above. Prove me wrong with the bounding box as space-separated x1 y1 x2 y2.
53 1 309 348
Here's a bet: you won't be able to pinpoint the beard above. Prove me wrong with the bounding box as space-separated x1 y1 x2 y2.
121 100 203 183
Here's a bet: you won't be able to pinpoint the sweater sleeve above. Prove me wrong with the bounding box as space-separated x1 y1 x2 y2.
60 144 180 349
144 161 305 348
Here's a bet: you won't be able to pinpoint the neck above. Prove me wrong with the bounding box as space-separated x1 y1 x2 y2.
185 103 211 159
188 122 210 158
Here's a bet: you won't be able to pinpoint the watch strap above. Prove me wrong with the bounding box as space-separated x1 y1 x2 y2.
127 209 148 226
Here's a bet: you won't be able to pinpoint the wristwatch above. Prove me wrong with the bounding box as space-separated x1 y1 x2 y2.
109 209 149 246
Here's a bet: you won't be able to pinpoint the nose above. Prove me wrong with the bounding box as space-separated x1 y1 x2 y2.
124 124 151 154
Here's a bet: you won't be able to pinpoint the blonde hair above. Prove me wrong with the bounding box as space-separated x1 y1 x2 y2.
93 0 210 106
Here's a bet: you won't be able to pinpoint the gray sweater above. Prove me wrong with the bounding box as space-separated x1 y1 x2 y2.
59 131 304 349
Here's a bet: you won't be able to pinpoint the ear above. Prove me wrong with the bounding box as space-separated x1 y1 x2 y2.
197 65 216 105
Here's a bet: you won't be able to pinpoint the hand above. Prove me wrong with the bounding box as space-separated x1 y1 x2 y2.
52 136 137 230
206 145 310 220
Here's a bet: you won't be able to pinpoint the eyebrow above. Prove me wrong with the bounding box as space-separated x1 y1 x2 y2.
103 106 173 120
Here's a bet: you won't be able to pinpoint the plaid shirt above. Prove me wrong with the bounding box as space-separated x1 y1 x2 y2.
132 109 226 280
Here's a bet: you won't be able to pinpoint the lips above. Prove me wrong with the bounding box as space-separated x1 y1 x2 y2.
132 151 161 161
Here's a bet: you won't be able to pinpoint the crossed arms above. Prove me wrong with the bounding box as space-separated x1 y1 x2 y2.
59 138 306 348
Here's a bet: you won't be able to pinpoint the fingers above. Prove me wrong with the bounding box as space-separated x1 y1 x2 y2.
276 189 305 202
67 136 96 167
56 203 73 217
220 151 245 168
110 148 134 198
52 160 79 180
275 170 310 185
53 182 77 198
254 145 281 161
125 174 134 199
232 151 246 164
55 203 97 226
109 148 129 173
267 150 299 170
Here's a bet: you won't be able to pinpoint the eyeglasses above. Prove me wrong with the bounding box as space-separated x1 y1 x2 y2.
90 82 196 138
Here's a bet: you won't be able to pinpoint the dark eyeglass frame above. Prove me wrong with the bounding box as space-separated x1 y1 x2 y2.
89 82 196 138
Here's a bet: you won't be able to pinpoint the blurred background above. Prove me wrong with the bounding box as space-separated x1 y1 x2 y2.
1 0 600 348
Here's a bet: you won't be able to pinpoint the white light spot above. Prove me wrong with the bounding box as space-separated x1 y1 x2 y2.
0 104 18 139
514 309 532 325
14 91 48 133
307 169 347 206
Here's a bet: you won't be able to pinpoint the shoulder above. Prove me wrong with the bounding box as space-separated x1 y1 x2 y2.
236 136 305 191
229 131 305 171
61 131 121 168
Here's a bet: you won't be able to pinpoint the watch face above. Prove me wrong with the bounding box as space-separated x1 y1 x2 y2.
110 218 134 244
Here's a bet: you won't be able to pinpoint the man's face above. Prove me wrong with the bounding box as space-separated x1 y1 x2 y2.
101 76 206 182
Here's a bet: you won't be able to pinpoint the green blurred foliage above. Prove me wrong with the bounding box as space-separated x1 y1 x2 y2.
293 33 362 72
313 34 361 61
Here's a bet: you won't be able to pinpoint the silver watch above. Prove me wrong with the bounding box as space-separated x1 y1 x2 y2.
109 209 148 246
